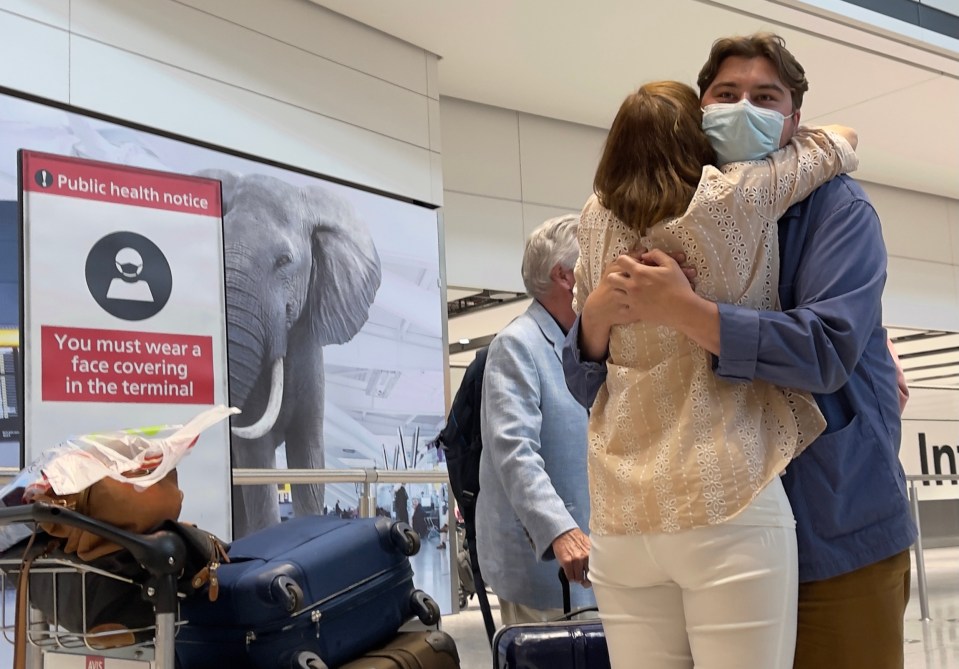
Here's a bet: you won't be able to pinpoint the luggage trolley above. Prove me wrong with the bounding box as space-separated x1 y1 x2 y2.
0 502 187 669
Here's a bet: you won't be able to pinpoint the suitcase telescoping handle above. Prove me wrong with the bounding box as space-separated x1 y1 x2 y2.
559 567 572 614
557 567 599 621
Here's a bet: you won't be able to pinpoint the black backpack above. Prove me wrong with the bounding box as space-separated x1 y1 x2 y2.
437 346 496 643
438 346 488 527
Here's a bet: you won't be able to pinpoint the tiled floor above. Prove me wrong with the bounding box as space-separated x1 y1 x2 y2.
903 547 959 669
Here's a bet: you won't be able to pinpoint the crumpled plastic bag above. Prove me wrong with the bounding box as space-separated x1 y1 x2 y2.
2 405 239 506
0 405 238 552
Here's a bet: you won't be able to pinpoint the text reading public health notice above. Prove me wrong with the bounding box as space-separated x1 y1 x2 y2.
23 153 219 215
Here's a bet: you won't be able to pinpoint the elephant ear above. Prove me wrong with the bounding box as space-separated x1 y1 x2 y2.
194 169 241 213
299 185 382 346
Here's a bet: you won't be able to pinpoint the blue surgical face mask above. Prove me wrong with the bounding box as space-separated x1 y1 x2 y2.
701 98 794 165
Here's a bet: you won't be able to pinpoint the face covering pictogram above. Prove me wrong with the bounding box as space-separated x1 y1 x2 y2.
85 231 172 321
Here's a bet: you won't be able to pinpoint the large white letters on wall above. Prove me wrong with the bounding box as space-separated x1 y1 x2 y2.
899 387 959 500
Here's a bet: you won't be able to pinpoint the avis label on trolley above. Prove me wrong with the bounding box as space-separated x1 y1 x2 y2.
41 654 152 668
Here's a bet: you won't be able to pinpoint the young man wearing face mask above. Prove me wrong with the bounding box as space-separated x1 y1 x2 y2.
563 33 915 669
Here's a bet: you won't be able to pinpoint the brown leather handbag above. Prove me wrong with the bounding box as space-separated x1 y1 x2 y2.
32 469 184 561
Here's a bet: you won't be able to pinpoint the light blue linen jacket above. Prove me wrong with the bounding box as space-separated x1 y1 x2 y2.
475 300 594 611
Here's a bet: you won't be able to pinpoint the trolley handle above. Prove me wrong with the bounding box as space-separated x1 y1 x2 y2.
0 502 186 577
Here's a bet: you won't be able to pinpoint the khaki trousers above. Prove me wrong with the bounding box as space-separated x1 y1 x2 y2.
794 549 911 669
498 599 564 627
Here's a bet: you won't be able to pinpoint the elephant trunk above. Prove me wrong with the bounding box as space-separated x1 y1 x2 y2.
224 260 271 409
226 323 267 410
232 358 284 440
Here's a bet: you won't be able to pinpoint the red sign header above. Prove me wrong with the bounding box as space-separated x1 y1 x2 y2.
21 150 222 217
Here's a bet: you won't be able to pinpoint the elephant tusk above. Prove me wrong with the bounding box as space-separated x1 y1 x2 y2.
232 358 284 440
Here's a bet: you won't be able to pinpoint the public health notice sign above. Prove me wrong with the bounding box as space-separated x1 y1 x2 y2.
20 150 233 538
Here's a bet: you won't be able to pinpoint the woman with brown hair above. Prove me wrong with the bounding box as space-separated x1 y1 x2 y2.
573 81 858 668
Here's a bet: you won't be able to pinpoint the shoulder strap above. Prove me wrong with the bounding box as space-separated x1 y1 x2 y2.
466 531 497 646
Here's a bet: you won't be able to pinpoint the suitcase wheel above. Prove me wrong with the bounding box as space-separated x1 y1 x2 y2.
292 651 327 669
390 522 421 556
272 574 304 613
411 589 441 626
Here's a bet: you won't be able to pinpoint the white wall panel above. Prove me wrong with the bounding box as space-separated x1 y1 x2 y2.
69 37 435 204
952 200 959 328
428 98 442 152
71 0 431 149
439 98 522 200
863 181 954 264
175 0 431 96
430 151 444 207
427 55 440 100
0 0 67 28
955 265 959 321
522 203 581 241
884 257 959 331
441 98 606 290
0 10 69 101
517 113 605 210
949 200 959 263
921 0 959 17
443 192 524 292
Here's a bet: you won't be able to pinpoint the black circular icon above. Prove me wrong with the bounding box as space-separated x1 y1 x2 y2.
35 169 53 188
85 232 172 321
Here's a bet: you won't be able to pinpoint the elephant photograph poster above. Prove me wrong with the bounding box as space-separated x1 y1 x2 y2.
0 89 448 539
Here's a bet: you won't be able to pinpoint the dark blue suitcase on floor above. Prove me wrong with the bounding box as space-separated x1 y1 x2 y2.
492 618 610 669
175 514 441 669
493 570 609 669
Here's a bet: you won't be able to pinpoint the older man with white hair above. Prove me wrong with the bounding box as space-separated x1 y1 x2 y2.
475 214 595 625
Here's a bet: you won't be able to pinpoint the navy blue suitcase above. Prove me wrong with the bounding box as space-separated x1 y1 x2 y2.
492 618 610 669
175 514 441 669
493 570 609 669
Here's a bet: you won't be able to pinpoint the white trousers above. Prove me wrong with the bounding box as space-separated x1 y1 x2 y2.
589 479 798 669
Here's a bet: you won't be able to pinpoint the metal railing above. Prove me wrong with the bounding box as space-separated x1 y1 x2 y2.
906 473 959 622
0 467 450 503
232 467 449 518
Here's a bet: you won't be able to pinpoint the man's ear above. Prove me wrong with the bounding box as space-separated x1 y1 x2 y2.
551 263 574 290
